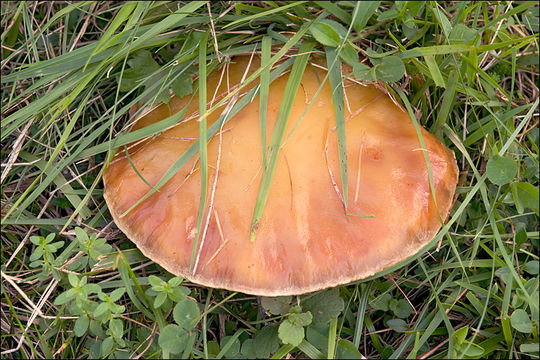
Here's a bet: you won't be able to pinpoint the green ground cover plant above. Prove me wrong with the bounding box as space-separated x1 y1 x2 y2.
1 1 539 358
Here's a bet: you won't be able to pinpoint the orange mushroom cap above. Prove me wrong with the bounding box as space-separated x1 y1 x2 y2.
103 56 459 296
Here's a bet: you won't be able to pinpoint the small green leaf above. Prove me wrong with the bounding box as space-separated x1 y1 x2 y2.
93 302 108 319
149 275 165 288
339 43 359 66
453 326 469 345
511 309 533 333
54 288 76 305
432 5 453 38
320 19 349 39
128 50 160 74
109 318 123 339
45 233 55 243
522 6 539 32
375 55 405 82
377 6 399 21
512 182 539 212
30 236 41 245
101 336 114 357
158 324 189 354
118 49 172 105
169 286 190 302
90 319 105 338
386 318 408 333
93 238 112 255
118 50 159 92
173 298 200 330
112 304 125 315
241 339 257 358
84 283 101 295
393 299 413 318
29 247 43 261
97 291 108 302
253 326 280 358
523 261 539 275
336 339 364 359
486 155 518 186
407 1 425 16
302 288 344 324
309 20 341 47
261 296 292 315
460 340 485 357
67 273 79 288
370 293 392 311
353 62 375 81
515 226 528 246
154 292 167 308
171 75 193 99
207 340 220 357
353 1 380 33
495 266 512 284
50 241 65 252
168 276 184 287
109 288 125 302
219 335 241 358
278 320 304 347
30 260 43 268
74 314 89 337
75 227 89 244
289 311 313 327
520 343 540 353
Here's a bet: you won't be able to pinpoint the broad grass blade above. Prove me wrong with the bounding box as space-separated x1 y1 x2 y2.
190 32 209 272
249 41 315 242
259 36 272 167
326 47 348 211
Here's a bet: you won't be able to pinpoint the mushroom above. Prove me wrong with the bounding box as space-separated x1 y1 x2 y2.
103 56 459 296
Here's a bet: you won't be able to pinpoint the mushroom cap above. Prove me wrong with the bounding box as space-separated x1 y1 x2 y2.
103 56 459 296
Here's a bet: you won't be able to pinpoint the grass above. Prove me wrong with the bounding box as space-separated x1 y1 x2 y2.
1 1 539 359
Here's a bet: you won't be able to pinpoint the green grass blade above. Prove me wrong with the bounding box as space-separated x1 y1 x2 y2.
83 2 138 70
480 1 537 30
326 47 348 211
224 1 307 29
117 251 164 326
313 1 351 23
424 55 445 87
298 339 325 359
216 329 245 359
271 344 295 359
259 36 272 167
124 145 160 192
190 32 209 273
353 282 372 348
431 68 458 136
249 41 315 242
126 1 206 53
327 316 338 359
395 88 440 212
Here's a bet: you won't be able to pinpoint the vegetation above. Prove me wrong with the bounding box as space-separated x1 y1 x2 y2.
1 1 539 358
